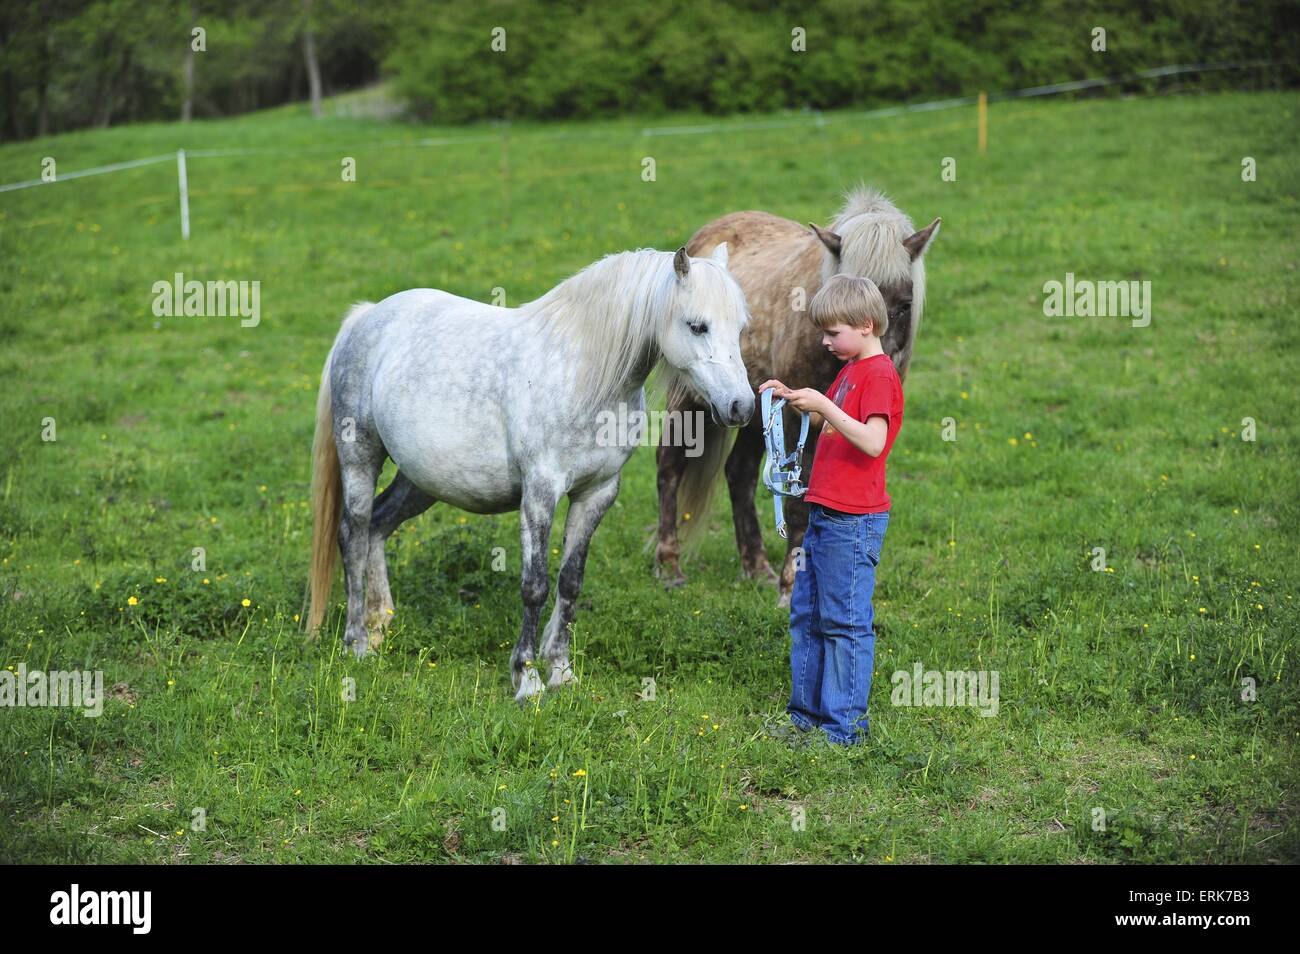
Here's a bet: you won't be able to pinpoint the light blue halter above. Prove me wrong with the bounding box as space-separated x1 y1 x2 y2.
760 387 811 538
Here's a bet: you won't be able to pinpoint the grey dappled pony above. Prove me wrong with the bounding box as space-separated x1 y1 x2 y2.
306 245 753 702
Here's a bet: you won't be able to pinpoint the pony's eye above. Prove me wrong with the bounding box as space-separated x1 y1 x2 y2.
689 320 709 336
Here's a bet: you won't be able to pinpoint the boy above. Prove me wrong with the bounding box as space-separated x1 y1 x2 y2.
758 273 904 746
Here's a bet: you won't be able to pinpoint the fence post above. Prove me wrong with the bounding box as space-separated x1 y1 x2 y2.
978 91 987 154
177 149 190 240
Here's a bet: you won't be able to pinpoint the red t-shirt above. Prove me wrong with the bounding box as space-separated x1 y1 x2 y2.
803 353 904 513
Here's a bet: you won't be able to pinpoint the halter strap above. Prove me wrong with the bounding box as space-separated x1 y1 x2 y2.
760 387 811 538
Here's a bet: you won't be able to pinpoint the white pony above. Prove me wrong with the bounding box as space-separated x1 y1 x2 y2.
306 245 753 702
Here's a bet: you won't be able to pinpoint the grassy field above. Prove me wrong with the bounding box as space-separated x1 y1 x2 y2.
1 88 1297 863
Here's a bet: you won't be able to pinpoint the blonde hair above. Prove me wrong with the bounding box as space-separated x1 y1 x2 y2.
809 273 888 337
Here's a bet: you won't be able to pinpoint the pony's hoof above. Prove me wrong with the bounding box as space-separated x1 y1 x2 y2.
547 661 576 688
775 590 792 610
745 562 780 586
657 567 688 590
515 667 545 704
655 562 687 589
365 617 389 650
346 636 370 660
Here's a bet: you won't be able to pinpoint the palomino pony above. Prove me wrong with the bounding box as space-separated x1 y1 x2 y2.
654 186 940 606
307 245 754 702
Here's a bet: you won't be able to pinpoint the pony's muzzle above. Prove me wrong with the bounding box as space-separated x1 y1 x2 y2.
715 394 754 428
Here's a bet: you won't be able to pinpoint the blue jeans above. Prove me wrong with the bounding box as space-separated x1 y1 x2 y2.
787 505 890 745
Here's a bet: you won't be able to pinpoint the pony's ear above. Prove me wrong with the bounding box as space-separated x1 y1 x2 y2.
673 246 691 280
711 242 729 269
903 217 941 261
808 223 842 257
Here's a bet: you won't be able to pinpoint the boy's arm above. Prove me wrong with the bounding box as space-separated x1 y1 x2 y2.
817 398 889 457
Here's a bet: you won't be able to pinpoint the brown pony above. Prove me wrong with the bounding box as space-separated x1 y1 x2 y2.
653 186 940 606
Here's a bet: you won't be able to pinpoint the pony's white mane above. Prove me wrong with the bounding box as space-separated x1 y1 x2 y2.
825 185 919 283
823 184 927 332
521 248 743 410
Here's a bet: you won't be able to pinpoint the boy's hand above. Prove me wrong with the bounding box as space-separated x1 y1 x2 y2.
781 388 828 414
758 380 827 415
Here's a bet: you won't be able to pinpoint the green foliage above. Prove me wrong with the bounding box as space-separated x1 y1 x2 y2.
3 1 1297 140
0 0 389 140
386 0 1300 122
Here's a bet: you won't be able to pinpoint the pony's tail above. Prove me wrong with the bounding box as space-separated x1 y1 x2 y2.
305 302 375 633
305 359 340 634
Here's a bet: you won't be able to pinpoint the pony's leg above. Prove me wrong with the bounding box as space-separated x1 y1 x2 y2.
540 475 621 687
337 450 385 659
512 477 564 703
725 419 779 585
364 472 436 646
654 440 688 587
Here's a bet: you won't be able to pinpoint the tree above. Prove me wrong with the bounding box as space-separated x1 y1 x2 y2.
302 0 322 118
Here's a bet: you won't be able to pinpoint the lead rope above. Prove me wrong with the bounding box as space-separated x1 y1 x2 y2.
760 387 811 538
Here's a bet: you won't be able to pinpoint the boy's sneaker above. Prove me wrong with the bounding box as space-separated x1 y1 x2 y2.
761 713 810 741
761 714 827 749
784 730 822 750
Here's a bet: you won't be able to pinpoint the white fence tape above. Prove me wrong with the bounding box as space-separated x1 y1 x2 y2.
0 153 173 194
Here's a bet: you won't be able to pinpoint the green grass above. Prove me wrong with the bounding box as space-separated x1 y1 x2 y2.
1 89 1297 863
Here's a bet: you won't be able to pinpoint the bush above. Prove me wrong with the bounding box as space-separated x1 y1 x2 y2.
384 0 1300 123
